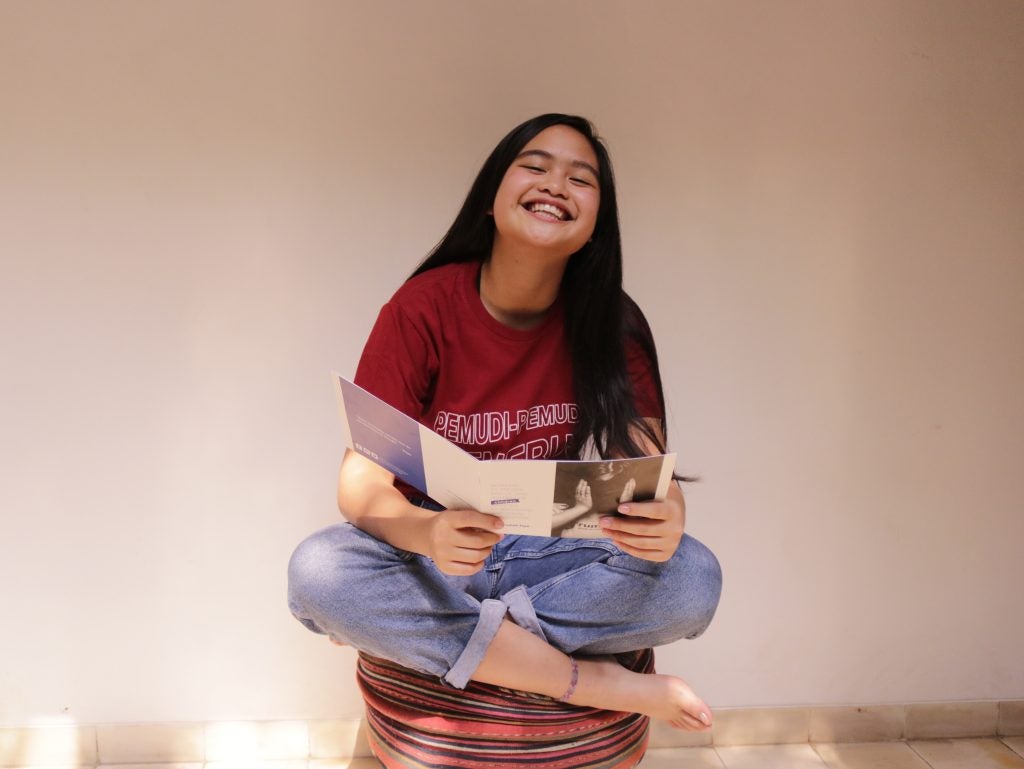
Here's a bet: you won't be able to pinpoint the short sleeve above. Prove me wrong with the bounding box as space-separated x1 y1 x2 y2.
626 336 664 420
354 302 439 421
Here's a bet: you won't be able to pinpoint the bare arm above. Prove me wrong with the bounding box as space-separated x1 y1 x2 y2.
337 449 503 575
550 479 594 528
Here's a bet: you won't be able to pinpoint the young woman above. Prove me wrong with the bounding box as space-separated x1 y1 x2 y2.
288 114 722 731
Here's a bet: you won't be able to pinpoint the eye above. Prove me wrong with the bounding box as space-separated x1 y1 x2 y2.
521 164 545 173
570 176 594 187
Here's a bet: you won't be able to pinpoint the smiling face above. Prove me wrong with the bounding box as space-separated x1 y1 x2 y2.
490 124 601 261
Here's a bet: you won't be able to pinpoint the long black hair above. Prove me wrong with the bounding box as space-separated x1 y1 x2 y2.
411 113 669 460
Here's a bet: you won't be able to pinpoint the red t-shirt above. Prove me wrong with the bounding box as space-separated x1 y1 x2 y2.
355 261 661 467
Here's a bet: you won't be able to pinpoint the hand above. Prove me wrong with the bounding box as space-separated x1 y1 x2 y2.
552 479 593 529
426 508 504 576
575 478 593 508
599 485 685 562
618 477 636 504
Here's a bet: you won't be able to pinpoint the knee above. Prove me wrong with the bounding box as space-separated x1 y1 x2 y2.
287 524 359 614
662 535 723 639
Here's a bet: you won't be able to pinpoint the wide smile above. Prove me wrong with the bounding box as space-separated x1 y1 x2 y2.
522 200 573 222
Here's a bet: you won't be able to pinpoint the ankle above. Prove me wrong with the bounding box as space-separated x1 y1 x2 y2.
557 656 579 702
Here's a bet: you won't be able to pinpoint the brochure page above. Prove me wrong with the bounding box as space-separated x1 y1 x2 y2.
333 374 676 537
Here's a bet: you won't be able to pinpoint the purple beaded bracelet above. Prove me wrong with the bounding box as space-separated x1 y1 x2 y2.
558 656 579 702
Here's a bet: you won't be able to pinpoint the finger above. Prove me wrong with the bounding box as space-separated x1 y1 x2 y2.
455 528 503 547
605 538 669 562
601 515 675 537
615 500 671 520
619 478 636 504
671 714 710 731
437 549 493 572
607 527 674 550
602 526 665 547
599 522 678 559
680 709 712 730
575 480 587 503
450 543 495 561
439 560 485 576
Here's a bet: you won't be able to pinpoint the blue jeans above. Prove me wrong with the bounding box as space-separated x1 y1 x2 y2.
287 519 722 689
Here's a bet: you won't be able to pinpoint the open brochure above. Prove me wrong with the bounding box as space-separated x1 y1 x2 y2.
333 374 677 538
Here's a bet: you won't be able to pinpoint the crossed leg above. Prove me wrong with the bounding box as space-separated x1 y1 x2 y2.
288 524 722 730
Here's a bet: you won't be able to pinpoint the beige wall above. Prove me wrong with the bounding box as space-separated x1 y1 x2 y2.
1 0 1021 726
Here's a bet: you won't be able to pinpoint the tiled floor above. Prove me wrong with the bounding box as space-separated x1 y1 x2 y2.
9 737 1023 769
642 738 1024 769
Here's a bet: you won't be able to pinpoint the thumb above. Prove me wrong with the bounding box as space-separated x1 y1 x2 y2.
448 508 504 531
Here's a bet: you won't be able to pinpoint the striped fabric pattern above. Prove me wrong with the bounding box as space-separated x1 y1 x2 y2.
356 650 653 769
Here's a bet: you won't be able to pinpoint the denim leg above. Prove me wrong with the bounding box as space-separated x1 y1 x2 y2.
287 522 507 688
485 534 722 655
288 522 722 689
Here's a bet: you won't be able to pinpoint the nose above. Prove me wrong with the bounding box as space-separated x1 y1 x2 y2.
539 172 568 198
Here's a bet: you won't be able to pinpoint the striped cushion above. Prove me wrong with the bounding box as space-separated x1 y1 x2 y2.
357 650 653 769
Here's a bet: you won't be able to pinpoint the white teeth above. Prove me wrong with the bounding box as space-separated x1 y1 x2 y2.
527 202 568 220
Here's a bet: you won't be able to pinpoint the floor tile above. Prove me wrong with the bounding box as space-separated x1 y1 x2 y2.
909 738 1024 768
813 741 930 769
310 760 382 769
96 764 203 769
640 747 724 768
204 761 309 769
715 744 828 769
1006 737 1024 758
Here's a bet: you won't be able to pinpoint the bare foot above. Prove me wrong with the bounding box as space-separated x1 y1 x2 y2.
573 657 712 731
329 637 348 647
471 620 711 730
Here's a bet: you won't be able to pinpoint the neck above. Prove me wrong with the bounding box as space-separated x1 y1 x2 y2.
480 242 568 330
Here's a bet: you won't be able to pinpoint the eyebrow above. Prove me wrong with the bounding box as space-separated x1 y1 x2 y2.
515 149 600 180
